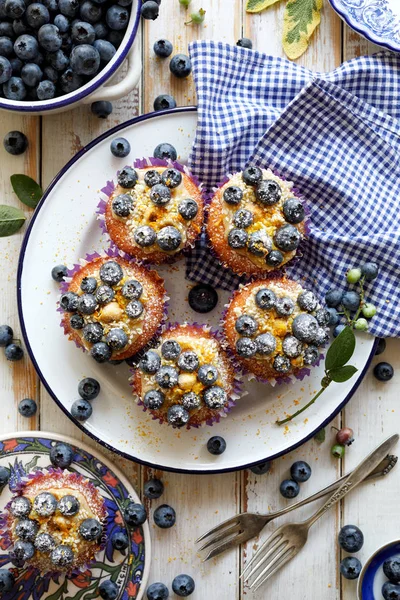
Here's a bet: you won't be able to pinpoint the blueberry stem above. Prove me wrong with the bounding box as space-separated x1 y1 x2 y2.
276 384 329 426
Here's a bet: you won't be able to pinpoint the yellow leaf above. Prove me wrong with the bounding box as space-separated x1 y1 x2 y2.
246 0 283 13
282 0 323 60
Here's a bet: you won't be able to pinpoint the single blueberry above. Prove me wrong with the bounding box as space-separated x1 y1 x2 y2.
57 494 80 516
0 465 10 486
161 339 181 360
154 93 176 111
3 130 27 154
292 313 318 343
153 142 177 161
140 350 161 374
83 322 104 343
265 249 284 267
155 365 179 389
146 582 169 600
333 323 346 338
361 261 379 281
250 462 271 475
167 405 189 428
153 38 173 58
282 197 305 224
342 291 360 312
93 38 115 61
111 531 129 551
178 350 199 372
255 288 276 310
51 545 74 568
38 24 62 52
3 75 26 99
106 4 129 30
297 290 317 312
233 208 253 229
37 80 56 102
255 333 276 356
303 345 320 366
0 35 14 57
10 496 32 518
125 300 144 319
248 230 272 257
71 21 96 45
5 0 25 19
80 0 102 22
315 308 330 327
273 354 291 373
122 279 143 299
197 364 218 386
70 43 100 75
112 193 134 217
157 226 182 251
338 524 364 553
280 479 300 499
169 53 191 78
50 442 74 468
124 501 147 526
144 478 164 499
374 361 394 382
275 297 294 317
51 265 68 284
59 68 84 93
79 518 102 541
60 291 79 312
78 377 100 400
242 165 262 186
181 391 200 410
26 3 50 28
77 293 98 315
290 461 312 483
228 228 248 249
34 533 56 553
325 288 343 308
236 337 257 358
0 56 12 84
53 13 70 32
235 314 258 336
10 540 35 563
282 335 303 358
71 398 93 421
154 504 176 528
207 436 226 455
5 343 24 361
18 398 37 417
0 324 13 347
34 492 57 516
91 342 112 363
172 574 195 597
134 225 156 247
80 276 97 294
91 100 113 118
340 556 362 580
223 185 243 205
117 166 138 189
237 37 252 48
143 389 164 409
95 284 115 304
384 559 400 584
382 582 400 600
255 179 282 205
203 385 227 409
178 198 198 220
375 337 386 355
188 283 218 313
144 169 161 187
110 137 131 158
274 224 301 252
100 260 123 285
106 328 128 350
150 183 171 205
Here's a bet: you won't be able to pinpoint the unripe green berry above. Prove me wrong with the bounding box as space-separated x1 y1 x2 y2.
179 0 191 6
186 8 206 23
346 268 362 284
354 318 369 331
321 376 332 388
331 443 345 459
362 303 377 319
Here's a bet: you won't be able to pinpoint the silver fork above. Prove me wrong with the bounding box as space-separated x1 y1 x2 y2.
242 433 399 591
196 453 397 561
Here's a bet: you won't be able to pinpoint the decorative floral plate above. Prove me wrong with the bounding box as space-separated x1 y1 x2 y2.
0 431 150 600
17 107 376 473
329 0 400 52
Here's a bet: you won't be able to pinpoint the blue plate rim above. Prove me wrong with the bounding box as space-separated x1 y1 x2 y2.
17 106 378 475
358 538 400 599
329 0 400 53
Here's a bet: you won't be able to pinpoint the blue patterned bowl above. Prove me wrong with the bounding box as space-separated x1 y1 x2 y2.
358 540 400 599
329 0 400 53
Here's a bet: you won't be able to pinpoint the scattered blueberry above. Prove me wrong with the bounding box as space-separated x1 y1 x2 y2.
141 0 158 19
153 504 176 529
110 137 131 158
338 524 364 553
18 398 37 417
153 38 172 58
153 142 177 161
188 283 218 313
51 264 68 282
280 479 300 499
384 559 400 584
374 361 394 382
169 53 191 78
250 462 271 475
99 580 119 600
154 94 177 111
290 461 311 483
50 442 73 469
0 465 10 486
5 343 23 361
172 575 195 597
361 261 379 281
71 398 93 421
207 435 226 455
3 130 28 154
111 531 129 552
237 37 252 48
340 556 362 580
382 582 400 600
124 501 147 526
325 288 343 308
0 324 13 347
144 478 164 499
78 377 100 400
0 570 15 594
375 338 386 355
146 582 169 600
91 100 113 118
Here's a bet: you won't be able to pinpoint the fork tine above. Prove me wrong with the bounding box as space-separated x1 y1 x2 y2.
195 517 240 544
240 531 284 579
249 544 293 589
203 530 253 562
252 547 296 591
242 539 288 582
198 522 242 552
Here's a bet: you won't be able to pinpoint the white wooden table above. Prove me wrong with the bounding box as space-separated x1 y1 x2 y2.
1 2 399 598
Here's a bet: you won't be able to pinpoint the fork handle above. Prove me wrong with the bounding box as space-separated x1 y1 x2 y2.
305 434 399 529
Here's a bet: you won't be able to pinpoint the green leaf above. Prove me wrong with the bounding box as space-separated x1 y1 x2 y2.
314 428 326 443
246 0 283 12
282 0 322 59
329 365 358 383
325 326 356 371
24 455 39 472
10 174 42 209
0 205 26 237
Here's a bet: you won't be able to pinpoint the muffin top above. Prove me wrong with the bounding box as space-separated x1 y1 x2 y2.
60 256 166 362
132 324 235 428
7 470 106 573
104 164 203 262
224 278 329 380
208 166 306 275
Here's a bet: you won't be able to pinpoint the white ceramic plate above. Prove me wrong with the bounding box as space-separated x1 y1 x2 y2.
329 0 400 52
0 430 150 600
17 107 376 474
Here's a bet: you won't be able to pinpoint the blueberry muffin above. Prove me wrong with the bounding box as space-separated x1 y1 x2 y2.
223 278 329 381
131 324 239 428
207 166 307 276
100 160 204 263
6 469 106 573
60 255 166 362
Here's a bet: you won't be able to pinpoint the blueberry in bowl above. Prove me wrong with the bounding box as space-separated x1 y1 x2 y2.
357 540 400 600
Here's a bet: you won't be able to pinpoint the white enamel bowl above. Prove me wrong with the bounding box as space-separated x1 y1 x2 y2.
17 107 377 473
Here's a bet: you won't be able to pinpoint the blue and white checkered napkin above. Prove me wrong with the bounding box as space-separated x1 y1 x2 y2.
185 41 400 338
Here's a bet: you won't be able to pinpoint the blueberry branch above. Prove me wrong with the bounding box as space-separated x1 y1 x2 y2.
276 377 331 426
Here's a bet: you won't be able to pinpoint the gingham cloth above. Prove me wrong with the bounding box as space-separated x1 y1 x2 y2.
185 41 400 338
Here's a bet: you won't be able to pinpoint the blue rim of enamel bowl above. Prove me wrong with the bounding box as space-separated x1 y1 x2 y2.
328 0 400 53
16 106 378 474
0 0 141 112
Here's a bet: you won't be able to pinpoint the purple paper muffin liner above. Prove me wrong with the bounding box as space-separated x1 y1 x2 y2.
220 283 326 387
96 157 205 260
129 322 244 430
58 248 169 359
